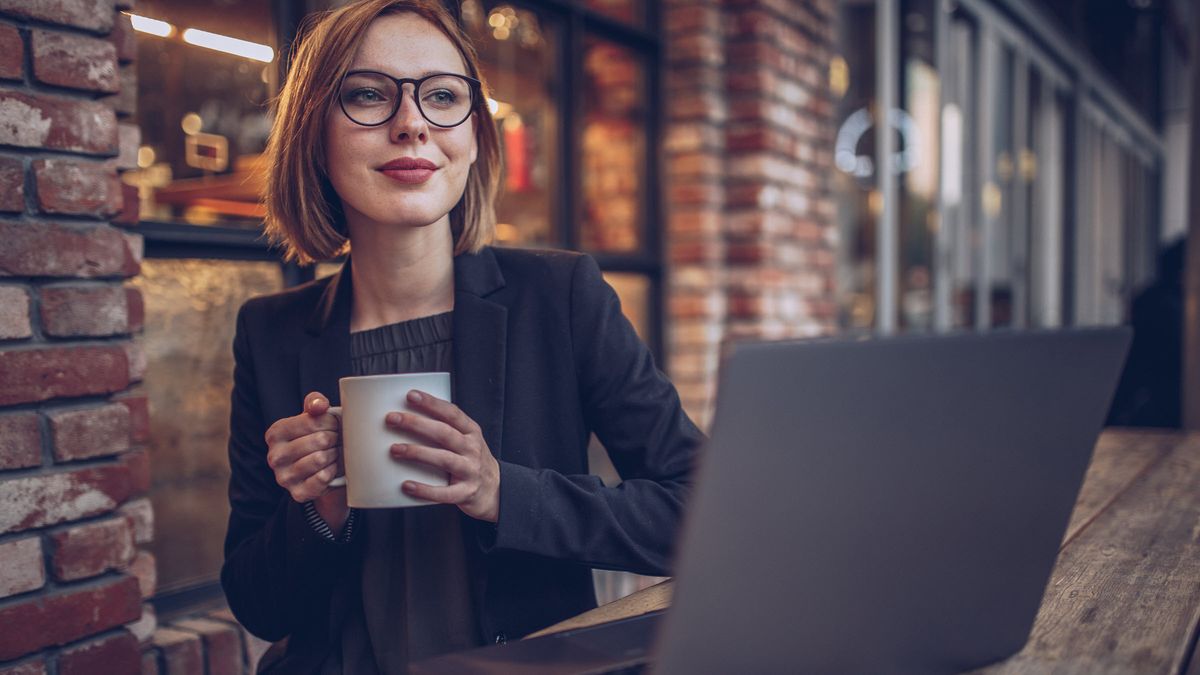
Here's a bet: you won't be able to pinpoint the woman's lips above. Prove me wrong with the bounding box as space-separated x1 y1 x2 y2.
378 168 435 184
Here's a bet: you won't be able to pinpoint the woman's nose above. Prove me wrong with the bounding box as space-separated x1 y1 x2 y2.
389 84 428 143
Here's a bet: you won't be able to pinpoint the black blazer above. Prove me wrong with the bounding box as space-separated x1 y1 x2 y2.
221 246 704 669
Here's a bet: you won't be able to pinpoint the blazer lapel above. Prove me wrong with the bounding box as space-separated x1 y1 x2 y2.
451 248 507 463
299 261 353 406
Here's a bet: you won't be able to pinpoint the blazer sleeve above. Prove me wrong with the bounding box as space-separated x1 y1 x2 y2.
489 254 705 576
220 303 362 642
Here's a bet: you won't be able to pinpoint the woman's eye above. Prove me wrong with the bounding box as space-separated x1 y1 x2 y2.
347 88 387 104
425 89 457 107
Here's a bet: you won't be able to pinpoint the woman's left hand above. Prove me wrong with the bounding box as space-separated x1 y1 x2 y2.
386 390 500 522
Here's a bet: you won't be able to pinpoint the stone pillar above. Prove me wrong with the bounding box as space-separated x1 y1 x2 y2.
664 0 838 430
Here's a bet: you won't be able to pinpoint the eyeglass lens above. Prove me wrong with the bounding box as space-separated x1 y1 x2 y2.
339 72 473 127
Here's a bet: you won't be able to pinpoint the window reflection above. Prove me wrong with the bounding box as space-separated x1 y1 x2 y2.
581 36 646 254
130 259 283 593
833 2 877 330
462 0 559 247
126 0 273 228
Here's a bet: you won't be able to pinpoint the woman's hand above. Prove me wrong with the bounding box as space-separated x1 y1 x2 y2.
386 390 501 522
264 391 349 532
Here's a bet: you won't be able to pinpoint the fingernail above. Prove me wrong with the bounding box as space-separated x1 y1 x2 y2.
386 412 402 425
311 397 323 408
408 390 423 403
391 443 406 456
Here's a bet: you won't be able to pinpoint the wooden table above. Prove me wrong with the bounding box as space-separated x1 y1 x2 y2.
531 430 1200 673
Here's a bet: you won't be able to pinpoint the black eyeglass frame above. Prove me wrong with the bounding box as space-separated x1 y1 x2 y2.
337 69 483 129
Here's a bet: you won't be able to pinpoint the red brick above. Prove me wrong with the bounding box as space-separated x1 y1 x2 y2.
0 575 141 661
129 550 155 598
0 284 31 338
668 32 724 67
172 618 241 675
0 537 45 599
0 154 24 212
664 4 723 35
49 516 134 581
111 12 135 63
0 660 47 675
113 390 148 443
125 286 144 332
114 181 139 225
117 122 139 169
667 182 722 207
39 284 129 337
0 464 132 534
48 402 130 462
0 345 129 406
119 497 153 544
31 30 118 93
124 338 145 383
121 448 150 494
667 209 721 237
0 23 22 81
0 411 41 469
33 158 121 216
150 629 203 675
0 0 114 32
58 630 140 675
0 221 133 277
0 90 117 155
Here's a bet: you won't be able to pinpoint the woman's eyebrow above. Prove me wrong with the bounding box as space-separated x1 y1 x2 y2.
347 65 467 79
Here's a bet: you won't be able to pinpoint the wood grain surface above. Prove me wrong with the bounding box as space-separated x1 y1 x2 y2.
973 432 1200 674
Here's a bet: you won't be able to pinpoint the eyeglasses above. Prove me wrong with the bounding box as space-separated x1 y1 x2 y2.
337 70 481 129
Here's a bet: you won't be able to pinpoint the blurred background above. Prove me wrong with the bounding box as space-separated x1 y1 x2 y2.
3 0 1196 670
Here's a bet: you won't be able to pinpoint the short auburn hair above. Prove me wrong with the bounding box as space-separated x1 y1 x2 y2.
263 0 501 264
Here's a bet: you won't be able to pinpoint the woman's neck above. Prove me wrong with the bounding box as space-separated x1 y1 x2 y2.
345 217 456 332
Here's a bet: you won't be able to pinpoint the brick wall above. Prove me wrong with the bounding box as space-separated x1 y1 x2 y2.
664 0 838 428
0 0 150 672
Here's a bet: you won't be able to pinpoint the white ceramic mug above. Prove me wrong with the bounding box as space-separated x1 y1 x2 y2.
326 372 452 508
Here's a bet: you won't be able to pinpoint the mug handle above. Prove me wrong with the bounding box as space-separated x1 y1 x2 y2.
326 406 347 488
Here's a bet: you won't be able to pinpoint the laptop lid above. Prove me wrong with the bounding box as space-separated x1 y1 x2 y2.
653 328 1132 674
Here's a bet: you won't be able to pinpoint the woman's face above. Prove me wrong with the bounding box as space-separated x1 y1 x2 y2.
324 13 478 235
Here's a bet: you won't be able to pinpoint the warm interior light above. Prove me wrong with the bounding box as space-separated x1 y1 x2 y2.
126 13 173 38
182 28 274 63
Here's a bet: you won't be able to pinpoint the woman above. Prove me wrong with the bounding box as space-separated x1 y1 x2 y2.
220 1 704 672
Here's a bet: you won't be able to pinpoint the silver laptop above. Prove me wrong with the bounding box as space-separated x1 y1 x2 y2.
412 327 1132 674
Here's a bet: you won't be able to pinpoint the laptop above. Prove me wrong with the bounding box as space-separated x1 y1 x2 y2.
411 327 1132 674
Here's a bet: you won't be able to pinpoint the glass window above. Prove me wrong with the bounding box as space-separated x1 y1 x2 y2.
833 1 877 331
130 259 284 594
898 0 939 332
943 14 977 329
462 0 561 248
580 35 647 254
126 0 274 228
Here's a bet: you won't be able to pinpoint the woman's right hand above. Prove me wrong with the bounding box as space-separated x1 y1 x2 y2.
264 391 349 531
